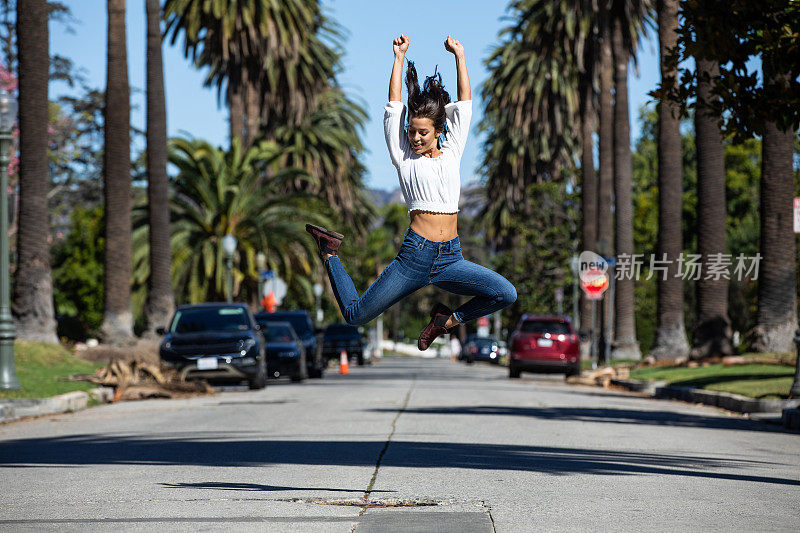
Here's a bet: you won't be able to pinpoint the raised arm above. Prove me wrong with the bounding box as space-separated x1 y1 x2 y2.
389 34 409 102
444 35 470 101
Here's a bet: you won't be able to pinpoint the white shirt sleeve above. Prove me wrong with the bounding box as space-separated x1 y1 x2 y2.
384 101 412 167
441 100 472 158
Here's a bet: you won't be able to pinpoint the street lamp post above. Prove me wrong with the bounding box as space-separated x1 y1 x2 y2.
256 252 267 308
0 88 19 390
222 234 237 303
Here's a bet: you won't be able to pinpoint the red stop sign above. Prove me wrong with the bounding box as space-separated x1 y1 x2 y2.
580 268 609 300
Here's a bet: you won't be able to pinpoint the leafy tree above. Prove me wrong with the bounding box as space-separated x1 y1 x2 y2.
52 207 105 338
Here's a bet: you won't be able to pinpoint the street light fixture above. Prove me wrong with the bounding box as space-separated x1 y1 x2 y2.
0 88 19 390
222 233 237 303
256 252 267 308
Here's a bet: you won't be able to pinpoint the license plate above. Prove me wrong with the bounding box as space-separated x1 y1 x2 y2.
197 357 218 370
536 339 553 348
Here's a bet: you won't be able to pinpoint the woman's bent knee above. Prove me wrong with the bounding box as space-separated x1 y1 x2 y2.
500 282 517 307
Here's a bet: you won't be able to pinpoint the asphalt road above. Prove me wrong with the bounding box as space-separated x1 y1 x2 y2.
0 357 798 532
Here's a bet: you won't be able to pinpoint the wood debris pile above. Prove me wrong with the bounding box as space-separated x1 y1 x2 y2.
66 359 214 401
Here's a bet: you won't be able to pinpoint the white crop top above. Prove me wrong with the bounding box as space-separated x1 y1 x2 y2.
383 99 472 214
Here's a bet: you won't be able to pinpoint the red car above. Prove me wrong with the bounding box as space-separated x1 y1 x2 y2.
509 315 581 378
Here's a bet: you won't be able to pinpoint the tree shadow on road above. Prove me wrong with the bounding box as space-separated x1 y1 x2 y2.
369 405 790 434
0 433 797 486
160 481 391 493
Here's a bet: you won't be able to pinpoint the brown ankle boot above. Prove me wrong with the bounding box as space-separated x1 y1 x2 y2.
418 302 452 351
305 224 344 260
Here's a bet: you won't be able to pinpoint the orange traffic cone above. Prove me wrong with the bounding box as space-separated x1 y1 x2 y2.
339 350 349 375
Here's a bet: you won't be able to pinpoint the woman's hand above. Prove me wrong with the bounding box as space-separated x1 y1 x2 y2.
393 34 409 57
444 35 464 57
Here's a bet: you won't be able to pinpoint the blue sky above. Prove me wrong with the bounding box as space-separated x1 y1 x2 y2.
48 0 661 192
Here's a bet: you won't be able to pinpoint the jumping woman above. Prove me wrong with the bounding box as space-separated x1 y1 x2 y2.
306 34 516 350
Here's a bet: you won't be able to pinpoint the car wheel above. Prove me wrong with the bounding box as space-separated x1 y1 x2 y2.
248 361 267 390
565 363 581 379
509 362 521 379
357 353 365 366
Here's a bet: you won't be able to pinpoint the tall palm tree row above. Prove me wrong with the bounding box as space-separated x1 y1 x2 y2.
648 0 689 358
144 0 174 335
132 137 330 306
100 0 133 340
12 0 58 343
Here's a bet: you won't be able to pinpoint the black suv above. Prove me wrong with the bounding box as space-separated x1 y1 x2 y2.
322 324 365 366
255 311 324 378
158 303 267 389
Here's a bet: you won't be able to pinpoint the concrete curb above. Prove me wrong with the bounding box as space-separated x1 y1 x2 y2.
610 378 800 428
0 387 113 424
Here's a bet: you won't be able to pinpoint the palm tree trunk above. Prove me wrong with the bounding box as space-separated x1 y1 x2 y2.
228 82 244 146
597 13 615 358
650 0 688 359
12 0 58 343
100 0 133 340
244 78 260 146
692 58 733 358
751 65 797 353
579 77 597 336
144 0 174 335
611 16 640 360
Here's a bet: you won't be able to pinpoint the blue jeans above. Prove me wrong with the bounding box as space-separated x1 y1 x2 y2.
325 228 517 326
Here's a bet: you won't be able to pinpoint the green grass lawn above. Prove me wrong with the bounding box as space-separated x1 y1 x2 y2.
0 341 104 400
629 363 795 400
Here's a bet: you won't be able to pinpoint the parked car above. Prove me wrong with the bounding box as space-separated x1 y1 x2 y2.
158 303 267 389
460 334 502 364
255 311 324 378
261 321 306 382
322 323 365 366
508 315 580 379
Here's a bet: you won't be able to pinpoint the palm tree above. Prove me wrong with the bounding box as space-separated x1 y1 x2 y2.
163 0 340 146
100 0 133 340
144 0 174 334
751 63 797 353
141 137 330 305
691 57 733 358
609 0 651 360
12 0 58 343
649 0 688 359
479 0 582 244
274 87 374 233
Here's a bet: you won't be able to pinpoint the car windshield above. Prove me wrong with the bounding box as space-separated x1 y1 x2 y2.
325 325 359 336
472 337 497 347
260 314 311 336
171 307 250 333
520 320 571 334
264 324 295 342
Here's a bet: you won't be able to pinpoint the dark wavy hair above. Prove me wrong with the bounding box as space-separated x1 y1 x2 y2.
405 60 451 135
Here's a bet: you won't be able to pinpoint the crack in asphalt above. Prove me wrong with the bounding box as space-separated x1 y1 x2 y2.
358 374 417 517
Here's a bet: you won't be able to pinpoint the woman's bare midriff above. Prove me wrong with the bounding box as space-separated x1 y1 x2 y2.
409 210 458 241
